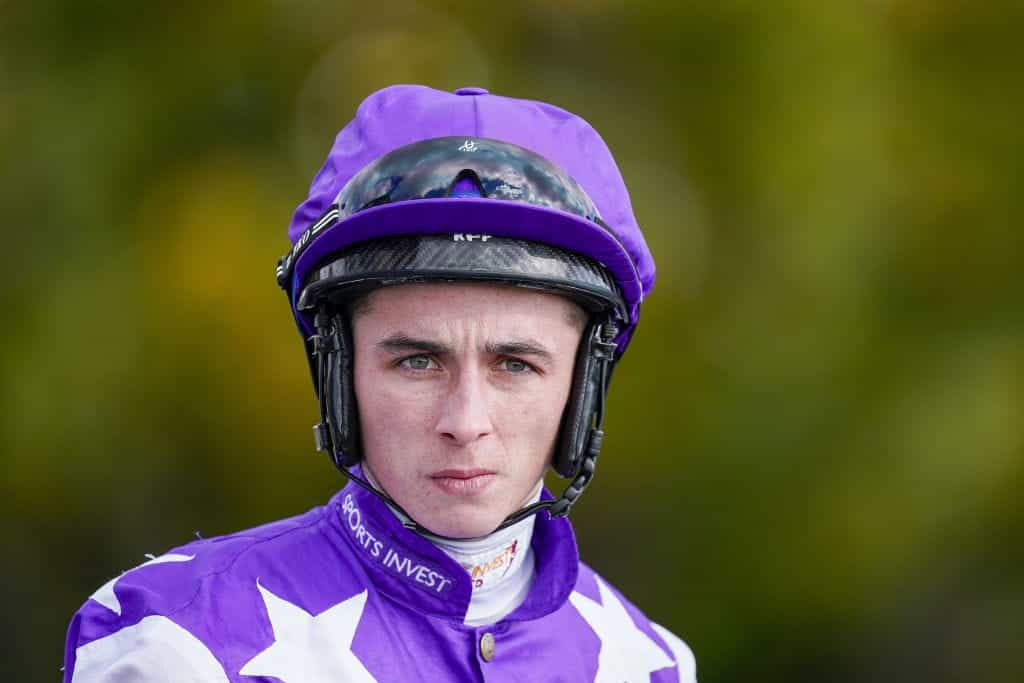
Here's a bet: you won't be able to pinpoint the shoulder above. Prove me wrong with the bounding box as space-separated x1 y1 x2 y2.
567 562 698 683
64 501 358 682
64 614 230 683
75 503 334 621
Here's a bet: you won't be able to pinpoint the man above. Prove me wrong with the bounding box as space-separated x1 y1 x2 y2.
64 85 697 682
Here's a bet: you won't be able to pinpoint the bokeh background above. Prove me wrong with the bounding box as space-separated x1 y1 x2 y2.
3 1 1022 681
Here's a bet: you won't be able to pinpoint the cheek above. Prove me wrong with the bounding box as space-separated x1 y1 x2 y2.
501 378 574 444
355 368 433 448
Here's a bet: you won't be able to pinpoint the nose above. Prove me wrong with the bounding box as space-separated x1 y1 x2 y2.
435 369 494 445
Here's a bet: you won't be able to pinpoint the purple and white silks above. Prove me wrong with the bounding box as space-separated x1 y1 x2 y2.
64 479 696 682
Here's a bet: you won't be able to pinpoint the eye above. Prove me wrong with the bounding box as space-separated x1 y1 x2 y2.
499 358 534 374
399 355 438 371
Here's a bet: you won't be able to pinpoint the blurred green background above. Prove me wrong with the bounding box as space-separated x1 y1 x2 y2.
3 1 1022 681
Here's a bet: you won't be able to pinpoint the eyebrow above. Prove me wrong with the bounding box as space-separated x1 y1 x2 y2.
376 334 450 356
484 340 554 365
375 334 555 364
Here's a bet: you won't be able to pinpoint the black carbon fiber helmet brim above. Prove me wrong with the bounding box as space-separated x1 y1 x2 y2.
297 235 626 319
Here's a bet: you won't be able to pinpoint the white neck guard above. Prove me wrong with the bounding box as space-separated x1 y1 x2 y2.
431 502 538 626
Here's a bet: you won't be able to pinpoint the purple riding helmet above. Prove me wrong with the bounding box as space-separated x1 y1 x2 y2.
276 85 656 538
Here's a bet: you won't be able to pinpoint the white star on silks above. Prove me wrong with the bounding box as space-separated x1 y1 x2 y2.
239 581 377 683
569 577 675 683
89 553 195 615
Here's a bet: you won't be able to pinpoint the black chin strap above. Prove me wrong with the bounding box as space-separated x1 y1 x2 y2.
311 312 617 543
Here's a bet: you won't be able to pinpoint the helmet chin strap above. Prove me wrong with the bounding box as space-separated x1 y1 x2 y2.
329 431 603 543
357 465 546 543
312 312 615 543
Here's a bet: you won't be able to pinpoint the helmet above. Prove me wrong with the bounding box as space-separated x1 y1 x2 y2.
277 86 655 537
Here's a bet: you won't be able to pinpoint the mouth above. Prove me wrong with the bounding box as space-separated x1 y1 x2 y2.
429 469 497 495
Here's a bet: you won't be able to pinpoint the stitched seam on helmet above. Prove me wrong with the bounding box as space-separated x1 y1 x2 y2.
472 94 480 137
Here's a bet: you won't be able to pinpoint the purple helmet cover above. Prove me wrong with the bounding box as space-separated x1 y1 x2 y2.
288 85 655 351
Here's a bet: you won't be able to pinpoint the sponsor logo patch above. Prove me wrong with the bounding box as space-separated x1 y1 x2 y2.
462 540 519 589
341 494 455 595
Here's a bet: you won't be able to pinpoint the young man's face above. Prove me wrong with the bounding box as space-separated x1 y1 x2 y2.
352 282 586 538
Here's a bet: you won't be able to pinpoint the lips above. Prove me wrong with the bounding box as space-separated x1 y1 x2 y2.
429 469 497 495
431 468 495 479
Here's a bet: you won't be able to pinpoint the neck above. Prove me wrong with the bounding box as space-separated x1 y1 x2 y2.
363 466 540 625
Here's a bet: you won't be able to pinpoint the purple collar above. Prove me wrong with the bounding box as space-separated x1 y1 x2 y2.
326 477 579 623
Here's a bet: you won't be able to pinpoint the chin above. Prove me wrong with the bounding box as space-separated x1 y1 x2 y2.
422 507 504 539
428 520 502 540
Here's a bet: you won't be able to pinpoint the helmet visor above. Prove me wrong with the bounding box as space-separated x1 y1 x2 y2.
334 136 605 224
